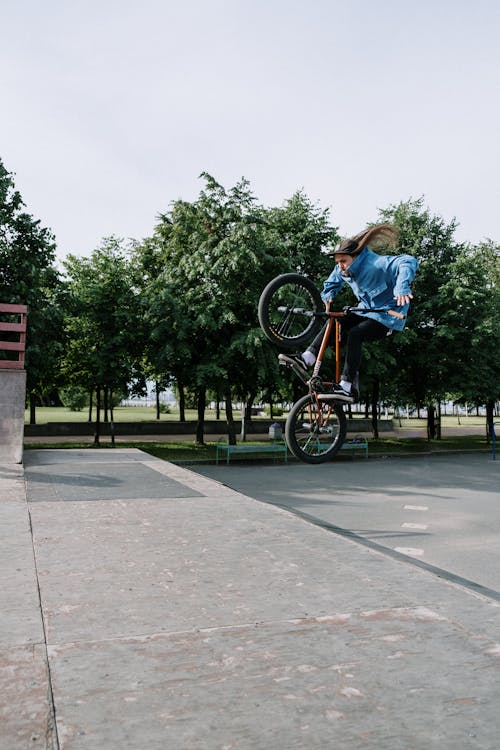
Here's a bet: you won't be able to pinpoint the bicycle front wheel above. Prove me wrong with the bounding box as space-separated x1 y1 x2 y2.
285 394 347 463
258 273 323 351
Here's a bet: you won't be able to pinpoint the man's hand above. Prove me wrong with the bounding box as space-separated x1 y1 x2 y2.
395 293 413 306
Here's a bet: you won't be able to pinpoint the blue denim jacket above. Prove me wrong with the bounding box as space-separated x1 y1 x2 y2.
321 247 419 331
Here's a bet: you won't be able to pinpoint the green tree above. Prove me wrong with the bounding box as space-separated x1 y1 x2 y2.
62 237 142 443
140 176 340 443
258 191 341 413
374 198 499 438
0 158 63 421
438 240 500 434
142 174 271 443
263 190 337 280
376 198 463 435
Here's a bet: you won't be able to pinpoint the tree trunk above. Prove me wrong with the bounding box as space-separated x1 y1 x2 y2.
93 387 101 445
178 381 186 422
103 387 109 423
195 386 206 445
88 388 93 422
486 399 495 443
371 378 379 439
427 403 436 440
241 402 248 442
29 393 36 425
215 388 221 420
226 385 237 445
267 390 274 421
436 401 442 440
110 389 115 447
245 391 256 421
155 381 161 420
241 391 256 441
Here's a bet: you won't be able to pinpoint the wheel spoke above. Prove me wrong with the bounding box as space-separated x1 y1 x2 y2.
258 274 323 350
285 395 347 463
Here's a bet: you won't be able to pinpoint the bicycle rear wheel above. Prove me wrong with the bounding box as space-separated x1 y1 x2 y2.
285 394 347 464
258 273 323 351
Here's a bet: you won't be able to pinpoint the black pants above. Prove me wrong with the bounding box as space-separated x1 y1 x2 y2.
307 313 389 383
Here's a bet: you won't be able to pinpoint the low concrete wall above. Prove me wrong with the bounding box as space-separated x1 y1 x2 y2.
0 370 26 463
24 418 394 438
24 420 279 437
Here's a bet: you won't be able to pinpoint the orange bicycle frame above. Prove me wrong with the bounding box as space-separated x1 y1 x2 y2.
310 304 405 386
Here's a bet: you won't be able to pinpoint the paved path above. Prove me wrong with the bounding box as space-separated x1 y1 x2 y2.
2 449 500 749
194 454 500 593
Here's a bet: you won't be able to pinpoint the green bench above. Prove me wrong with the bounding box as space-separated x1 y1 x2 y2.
216 437 288 465
340 436 369 459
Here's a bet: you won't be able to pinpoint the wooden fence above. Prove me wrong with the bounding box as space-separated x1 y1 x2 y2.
0 303 27 370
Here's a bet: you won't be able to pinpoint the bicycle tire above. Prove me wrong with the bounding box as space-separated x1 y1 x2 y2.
258 273 324 351
285 394 347 464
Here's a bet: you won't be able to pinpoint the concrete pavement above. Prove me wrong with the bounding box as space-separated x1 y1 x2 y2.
194 454 500 594
2 448 500 749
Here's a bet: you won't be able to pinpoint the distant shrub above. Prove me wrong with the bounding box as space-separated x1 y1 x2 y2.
59 386 89 412
265 407 284 417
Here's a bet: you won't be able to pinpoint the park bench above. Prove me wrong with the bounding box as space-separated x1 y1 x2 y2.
340 436 369 459
215 435 366 463
216 437 288 465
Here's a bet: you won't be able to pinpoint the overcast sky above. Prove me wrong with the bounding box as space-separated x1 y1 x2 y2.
2 0 499 260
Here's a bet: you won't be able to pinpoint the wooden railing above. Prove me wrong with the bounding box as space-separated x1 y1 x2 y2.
0 303 27 370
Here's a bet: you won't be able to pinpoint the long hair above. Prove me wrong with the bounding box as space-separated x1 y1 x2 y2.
337 223 398 255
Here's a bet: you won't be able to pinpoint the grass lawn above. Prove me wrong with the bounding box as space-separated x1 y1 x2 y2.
25 405 234 423
366 434 490 456
26 406 487 429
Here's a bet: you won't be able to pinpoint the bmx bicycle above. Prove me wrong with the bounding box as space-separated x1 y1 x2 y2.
258 273 404 464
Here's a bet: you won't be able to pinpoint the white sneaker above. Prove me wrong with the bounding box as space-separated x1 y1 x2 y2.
316 383 354 403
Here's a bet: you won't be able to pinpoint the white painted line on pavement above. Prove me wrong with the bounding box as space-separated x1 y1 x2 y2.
401 522 428 530
403 504 429 511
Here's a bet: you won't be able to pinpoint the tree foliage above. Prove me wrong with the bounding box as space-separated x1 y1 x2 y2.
1 156 497 438
438 240 500 406
0 158 63 420
62 237 142 441
135 175 340 442
377 198 463 406
367 198 500 434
